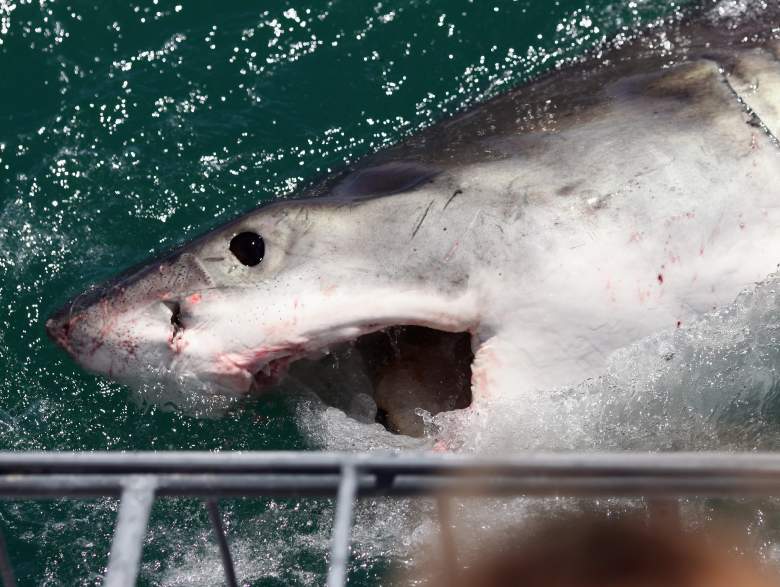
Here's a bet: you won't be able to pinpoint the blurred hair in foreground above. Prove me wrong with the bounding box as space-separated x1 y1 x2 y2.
413 514 779 587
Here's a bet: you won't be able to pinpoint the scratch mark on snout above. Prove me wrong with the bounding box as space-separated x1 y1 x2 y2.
411 200 435 240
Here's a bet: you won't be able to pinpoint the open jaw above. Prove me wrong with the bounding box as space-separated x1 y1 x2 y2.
232 326 474 438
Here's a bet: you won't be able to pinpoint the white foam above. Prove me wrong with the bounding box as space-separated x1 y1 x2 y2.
129 367 240 418
708 0 772 24
153 501 332 587
296 397 430 451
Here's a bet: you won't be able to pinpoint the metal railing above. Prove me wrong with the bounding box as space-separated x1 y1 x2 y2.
3 451 780 586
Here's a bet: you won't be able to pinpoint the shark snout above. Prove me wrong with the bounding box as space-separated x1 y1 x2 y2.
44 246 225 383
45 295 92 356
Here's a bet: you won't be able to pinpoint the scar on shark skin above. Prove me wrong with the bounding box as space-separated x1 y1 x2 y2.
443 189 464 210
411 200 435 240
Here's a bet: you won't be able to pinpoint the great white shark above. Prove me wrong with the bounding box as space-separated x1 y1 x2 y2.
47 9 780 438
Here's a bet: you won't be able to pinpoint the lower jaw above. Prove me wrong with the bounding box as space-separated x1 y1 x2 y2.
251 356 297 389
255 326 474 437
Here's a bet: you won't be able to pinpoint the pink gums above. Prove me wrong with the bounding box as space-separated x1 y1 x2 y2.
215 344 306 392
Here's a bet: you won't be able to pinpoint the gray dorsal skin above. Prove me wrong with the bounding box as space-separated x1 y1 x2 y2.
47 9 780 437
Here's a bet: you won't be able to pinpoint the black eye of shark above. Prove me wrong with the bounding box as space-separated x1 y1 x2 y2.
229 232 265 266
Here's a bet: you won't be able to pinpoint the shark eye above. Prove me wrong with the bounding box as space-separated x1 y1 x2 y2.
229 231 265 266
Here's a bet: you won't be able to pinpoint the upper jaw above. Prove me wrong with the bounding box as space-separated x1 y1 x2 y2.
211 313 476 395
207 321 393 394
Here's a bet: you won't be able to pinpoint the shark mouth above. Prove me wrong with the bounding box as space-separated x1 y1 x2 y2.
163 300 474 436
249 326 474 437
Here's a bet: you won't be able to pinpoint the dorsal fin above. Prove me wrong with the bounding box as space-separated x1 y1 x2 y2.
332 162 438 199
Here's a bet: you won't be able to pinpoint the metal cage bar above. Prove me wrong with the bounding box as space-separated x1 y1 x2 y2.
206 500 239 587
104 477 156 587
0 526 17 587
4 451 780 586
327 464 358 587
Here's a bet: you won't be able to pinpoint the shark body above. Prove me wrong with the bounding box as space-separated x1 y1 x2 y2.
47 13 780 435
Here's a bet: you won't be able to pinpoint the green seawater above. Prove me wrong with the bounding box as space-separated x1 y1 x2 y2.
0 0 717 584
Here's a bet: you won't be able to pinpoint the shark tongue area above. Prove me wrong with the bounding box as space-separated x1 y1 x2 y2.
284 326 474 437
356 327 473 436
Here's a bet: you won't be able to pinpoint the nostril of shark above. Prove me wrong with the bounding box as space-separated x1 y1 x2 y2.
44 318 58 341
45 307 73 345
45 316 62 339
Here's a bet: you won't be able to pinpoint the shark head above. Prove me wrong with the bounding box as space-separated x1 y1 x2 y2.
46 177 480 416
